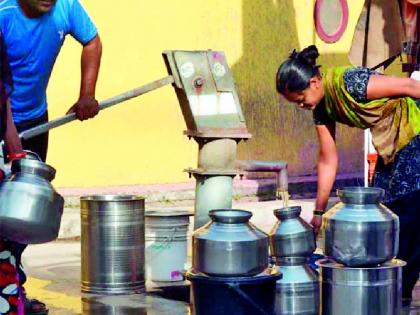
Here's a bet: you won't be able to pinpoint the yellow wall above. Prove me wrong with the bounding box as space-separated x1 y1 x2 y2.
47 0 364 187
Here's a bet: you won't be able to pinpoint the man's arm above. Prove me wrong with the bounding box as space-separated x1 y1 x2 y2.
67 35 102 120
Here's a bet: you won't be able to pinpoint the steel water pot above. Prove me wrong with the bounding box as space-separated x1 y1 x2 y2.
193 209 269 277
321 187 399 267
0 157 64 244
269 206 315 258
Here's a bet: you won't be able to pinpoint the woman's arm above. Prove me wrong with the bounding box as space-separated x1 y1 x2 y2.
367 74 420 99
315 123 338 211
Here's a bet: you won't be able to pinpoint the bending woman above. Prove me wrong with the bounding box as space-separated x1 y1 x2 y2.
276 45 420 306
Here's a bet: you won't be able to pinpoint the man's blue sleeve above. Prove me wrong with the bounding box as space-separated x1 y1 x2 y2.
69 0 97 45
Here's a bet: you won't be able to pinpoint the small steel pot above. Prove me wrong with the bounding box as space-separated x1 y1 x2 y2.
193 209 269 277
269 206 315 258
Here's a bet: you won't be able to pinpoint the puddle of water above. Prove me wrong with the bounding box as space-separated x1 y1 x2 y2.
82 293 190 315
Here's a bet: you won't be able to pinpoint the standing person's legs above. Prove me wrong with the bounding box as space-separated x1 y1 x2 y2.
0 239 24 314
11 112 49 314
385 190 420 304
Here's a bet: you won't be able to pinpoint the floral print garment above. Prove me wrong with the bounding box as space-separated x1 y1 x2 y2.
0 240 22 315
314 67 420 203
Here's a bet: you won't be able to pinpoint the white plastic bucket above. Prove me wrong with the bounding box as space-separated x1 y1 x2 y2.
145 210 192 282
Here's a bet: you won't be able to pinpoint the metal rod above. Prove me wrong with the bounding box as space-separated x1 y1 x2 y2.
19 75 174 140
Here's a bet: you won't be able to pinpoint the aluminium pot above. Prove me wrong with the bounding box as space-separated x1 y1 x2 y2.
0 157 64 244
193 209 269 277
321 187 399 267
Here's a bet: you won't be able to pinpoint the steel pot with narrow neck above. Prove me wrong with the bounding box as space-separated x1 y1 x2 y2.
269 206 315 258
192 209 269 277
321 187 399 267
0 157 64 244
275 257 319 315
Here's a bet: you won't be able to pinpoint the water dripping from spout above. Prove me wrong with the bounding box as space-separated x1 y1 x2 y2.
278 190 290 208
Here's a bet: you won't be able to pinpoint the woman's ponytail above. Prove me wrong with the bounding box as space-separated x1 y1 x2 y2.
276 45 321 94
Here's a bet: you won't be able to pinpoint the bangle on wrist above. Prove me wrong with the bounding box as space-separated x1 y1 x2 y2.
313 210 325 216
7 152 27 161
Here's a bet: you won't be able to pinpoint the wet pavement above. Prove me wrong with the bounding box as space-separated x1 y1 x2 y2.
21 199 420 314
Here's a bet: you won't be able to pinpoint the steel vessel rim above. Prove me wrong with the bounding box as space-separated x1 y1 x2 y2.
186 267 281 282
316 258 406 269
209 209 252 223
80 195 145 202
337 186 385 203
338 186 385 193
274 206 301 219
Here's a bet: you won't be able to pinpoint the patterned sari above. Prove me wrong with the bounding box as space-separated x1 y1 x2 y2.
322 66 420 164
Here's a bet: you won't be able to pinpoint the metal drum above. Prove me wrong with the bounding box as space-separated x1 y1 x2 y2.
269 206 315 258
193 209 268 277
317 258 405 315
275 257 319 315
322 187 399 266
81 195 145 294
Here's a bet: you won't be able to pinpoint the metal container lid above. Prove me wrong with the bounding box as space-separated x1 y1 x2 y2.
11 158 56 182
337 187 384 204
209 209 252 224
274 206 301 220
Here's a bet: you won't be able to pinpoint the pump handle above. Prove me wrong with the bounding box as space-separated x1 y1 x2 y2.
19 75 174 140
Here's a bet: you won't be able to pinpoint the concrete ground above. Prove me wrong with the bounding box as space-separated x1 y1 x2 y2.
21 198 420 314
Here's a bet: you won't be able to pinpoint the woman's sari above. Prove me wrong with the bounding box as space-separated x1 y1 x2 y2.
322 66 420 164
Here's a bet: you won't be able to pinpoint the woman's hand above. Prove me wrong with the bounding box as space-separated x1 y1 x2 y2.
310 214 323 235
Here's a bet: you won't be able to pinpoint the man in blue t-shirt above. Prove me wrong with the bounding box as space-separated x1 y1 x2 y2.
0 0 101 313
